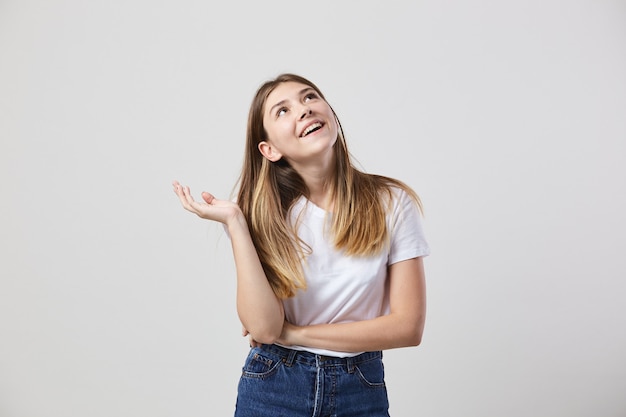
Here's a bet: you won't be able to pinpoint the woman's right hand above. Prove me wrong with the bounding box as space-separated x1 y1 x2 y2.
172 180 242 225
174 180 284 342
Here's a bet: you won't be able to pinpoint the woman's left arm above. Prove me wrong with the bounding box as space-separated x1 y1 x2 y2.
277 257 426 352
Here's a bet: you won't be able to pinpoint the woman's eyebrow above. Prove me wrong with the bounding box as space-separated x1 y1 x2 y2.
268 88 315 115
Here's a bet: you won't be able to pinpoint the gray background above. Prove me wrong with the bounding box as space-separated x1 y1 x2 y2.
1 0 625 416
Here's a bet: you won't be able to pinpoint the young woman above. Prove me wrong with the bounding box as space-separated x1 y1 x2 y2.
173 73 429 416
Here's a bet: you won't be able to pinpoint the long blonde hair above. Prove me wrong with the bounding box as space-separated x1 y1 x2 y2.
236 73 422 298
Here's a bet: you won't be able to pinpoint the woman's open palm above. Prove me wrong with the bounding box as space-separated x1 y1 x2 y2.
172 180 241 225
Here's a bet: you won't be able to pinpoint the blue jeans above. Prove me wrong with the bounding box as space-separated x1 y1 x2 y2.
234 344 390 417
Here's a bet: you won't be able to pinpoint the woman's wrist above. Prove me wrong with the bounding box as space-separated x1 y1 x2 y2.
224 209 247 232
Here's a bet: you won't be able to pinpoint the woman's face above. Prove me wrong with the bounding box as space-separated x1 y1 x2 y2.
259 81 338 168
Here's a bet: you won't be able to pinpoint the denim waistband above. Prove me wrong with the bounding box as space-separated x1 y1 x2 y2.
258 343 382 369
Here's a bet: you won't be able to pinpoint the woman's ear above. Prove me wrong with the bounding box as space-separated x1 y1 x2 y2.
258 141 282 162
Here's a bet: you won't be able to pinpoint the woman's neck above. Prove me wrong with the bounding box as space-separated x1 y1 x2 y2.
307 181 333 212
289 152 336 211
293 157 335 212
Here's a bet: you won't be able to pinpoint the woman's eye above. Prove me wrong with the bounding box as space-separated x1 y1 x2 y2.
304 93 318 102
277 108 288 117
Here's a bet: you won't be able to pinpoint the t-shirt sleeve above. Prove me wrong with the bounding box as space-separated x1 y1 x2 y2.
387 188 430 265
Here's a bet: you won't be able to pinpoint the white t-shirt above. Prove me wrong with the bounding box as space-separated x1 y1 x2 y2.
281 187 430 357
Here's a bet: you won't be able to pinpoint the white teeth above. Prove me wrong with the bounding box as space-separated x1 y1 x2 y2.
301 122 322 137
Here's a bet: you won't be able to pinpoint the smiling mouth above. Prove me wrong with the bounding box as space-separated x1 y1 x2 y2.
300 122 323 138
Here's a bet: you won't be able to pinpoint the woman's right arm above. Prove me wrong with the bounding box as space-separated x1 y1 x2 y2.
173 181 284 344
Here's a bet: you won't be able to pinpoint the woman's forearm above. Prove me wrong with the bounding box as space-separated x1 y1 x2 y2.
280 258 427 352
280 312 425 353
227 213 284 344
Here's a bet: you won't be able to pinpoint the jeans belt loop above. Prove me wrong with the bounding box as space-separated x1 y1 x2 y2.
285 348 297 367
346 356 356 373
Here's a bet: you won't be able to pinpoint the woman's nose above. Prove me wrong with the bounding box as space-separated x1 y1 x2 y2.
300 107 312 119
